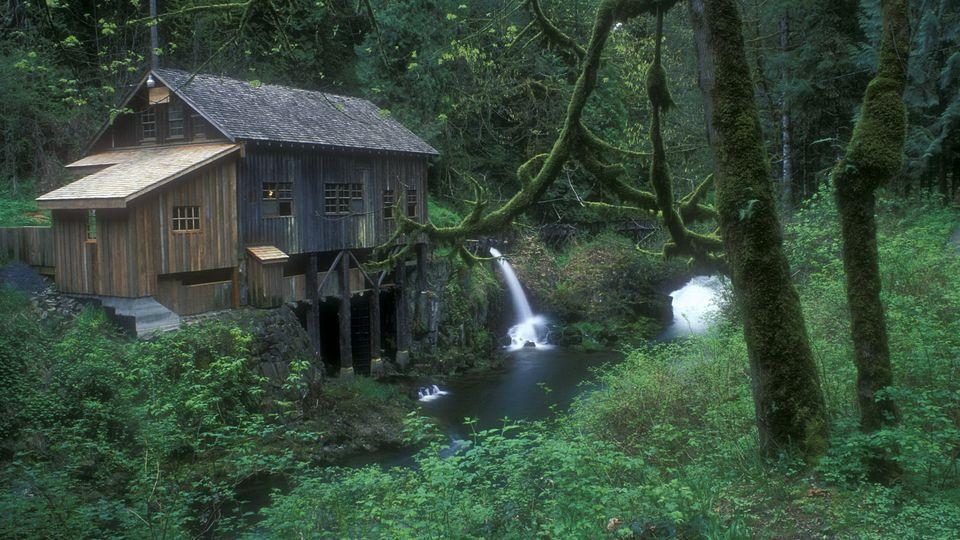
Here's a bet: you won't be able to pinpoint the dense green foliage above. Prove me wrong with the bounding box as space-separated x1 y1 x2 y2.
254 195 960 538
2 0 960 536
0 302 410 537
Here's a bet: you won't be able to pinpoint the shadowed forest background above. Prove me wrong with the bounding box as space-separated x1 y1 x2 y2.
1 0 959 538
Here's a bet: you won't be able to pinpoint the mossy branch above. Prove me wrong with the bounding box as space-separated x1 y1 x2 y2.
526 0 586 63
369 0 715 270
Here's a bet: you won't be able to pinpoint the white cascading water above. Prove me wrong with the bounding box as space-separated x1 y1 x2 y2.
418 384 448 402
489 247 550 350
662 275 723 338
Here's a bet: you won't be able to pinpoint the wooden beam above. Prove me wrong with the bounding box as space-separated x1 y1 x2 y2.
230 266 240 309
369 276 383 377
394 259 410 368
414 242 428 327
305 254 321 358
317 250 344 296
338 250 353 378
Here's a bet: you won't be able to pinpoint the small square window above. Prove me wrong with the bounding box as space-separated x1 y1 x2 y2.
351 183 363 200
383 190 395 220
262 181 293 217
141 107 157 141
172 206 200 232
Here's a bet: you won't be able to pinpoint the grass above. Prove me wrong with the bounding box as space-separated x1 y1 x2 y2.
0 184 48 227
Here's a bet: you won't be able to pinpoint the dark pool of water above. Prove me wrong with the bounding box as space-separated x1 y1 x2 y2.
339 347 623 468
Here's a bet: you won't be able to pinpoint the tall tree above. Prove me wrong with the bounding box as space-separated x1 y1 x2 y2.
829 0 910 483
687 0 827 457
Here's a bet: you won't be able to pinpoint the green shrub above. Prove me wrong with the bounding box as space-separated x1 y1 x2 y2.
256 423 719 539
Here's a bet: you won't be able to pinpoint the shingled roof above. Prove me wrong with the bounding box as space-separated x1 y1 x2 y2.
38 143 241 209
152 68 438 156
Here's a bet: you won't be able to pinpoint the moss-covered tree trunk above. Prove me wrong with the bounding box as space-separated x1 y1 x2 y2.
830 0 909 483
688 0 827 457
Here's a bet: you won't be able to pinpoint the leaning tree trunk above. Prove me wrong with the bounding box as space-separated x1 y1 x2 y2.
830 0 910 483
689 0 827 458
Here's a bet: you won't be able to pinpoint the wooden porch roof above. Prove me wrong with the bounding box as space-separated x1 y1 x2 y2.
37 143 241 210
246 245 289 264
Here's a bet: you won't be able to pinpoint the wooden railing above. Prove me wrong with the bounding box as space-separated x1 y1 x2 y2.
0 227 55 269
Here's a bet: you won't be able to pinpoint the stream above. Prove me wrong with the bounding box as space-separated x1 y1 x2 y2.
341 273 725 468
236 273 724 528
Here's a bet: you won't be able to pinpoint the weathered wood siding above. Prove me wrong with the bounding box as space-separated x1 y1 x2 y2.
94 208 146 297
157 160 238 274
52 210 97 295
238 145 428 255
50 159 238 299
247 255 286 308
92 85 225 152
156 276 232 315
0 227 55 268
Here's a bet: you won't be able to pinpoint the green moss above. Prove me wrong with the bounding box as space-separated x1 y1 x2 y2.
828 0 911 482
701 0 827 458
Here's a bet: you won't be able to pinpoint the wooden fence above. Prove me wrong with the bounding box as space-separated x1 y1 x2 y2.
0 227 55 270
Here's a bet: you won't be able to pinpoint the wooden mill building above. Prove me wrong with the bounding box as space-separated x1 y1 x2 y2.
35 68 437 376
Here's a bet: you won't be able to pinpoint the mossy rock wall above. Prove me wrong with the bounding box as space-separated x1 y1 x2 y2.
508 232 688 346
407 256 507 372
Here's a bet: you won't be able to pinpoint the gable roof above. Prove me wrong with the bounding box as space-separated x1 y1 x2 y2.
151 68 439 156
37 143 241 210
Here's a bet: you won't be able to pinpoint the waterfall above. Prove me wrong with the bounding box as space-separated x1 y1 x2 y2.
489 247 549 350
659 275 724 339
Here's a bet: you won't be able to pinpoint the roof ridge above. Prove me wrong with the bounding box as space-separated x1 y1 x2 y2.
153 67 368 104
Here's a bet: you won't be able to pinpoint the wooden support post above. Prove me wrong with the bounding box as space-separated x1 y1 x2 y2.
338 250 353 378
305 254 321 358
369 278 383 377
230 266 240 309
394 259 410 369
414 242 428 324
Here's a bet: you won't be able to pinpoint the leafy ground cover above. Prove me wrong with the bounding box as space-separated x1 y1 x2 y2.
256 193 960 539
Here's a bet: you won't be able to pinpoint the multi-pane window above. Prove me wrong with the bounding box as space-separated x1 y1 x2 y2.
141 107 157 140
406 189 418 218
262 181 293 217
324 183 363 215
172 206 200 232
190 112 206 138
86 210 97 240
167 102 185 138
383 189 395 220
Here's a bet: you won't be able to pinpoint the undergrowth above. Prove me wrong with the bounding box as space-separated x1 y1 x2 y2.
256 192 960 539
0 300 409 537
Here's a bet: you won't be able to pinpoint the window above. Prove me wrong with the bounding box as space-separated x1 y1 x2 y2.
324 183 351 215
86 210 97 241
383 189 395 220
172 206 200 232
167 102 185 138
324 183 363 215
406 189 418 218
262 181 293 217
140 107 157 141
190 112 206 138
